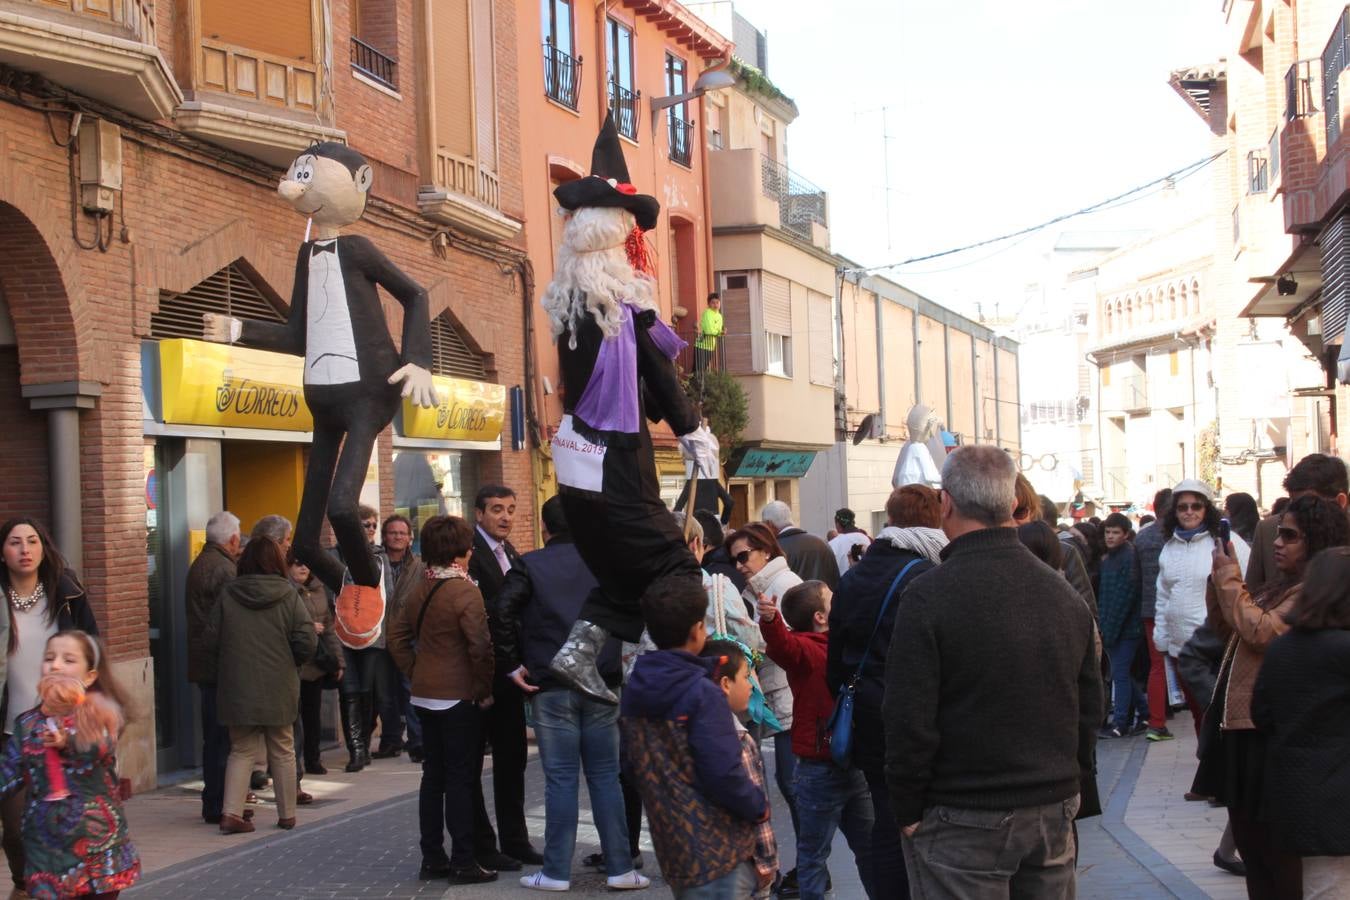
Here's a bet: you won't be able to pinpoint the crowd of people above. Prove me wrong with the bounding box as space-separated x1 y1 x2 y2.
0 445 1344 898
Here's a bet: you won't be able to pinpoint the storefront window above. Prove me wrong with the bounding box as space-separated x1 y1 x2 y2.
392 450 477 552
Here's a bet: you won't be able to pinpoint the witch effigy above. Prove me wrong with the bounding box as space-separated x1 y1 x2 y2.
544 113 715 704
202 142 438 648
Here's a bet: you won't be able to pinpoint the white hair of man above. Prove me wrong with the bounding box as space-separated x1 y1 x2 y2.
761 500 794 530
205 511 241 546
941 445 1017 527
672 511 704 544
540 206 657 346
250 514 293 544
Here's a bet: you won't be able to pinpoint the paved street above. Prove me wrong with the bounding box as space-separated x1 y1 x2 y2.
122 713 1247 899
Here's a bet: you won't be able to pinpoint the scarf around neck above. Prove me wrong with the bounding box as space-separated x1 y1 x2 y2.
875 526 949 564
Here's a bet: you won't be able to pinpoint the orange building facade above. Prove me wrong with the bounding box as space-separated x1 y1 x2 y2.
515 0 731 511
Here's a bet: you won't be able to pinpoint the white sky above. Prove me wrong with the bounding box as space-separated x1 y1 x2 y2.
724 0 1227 322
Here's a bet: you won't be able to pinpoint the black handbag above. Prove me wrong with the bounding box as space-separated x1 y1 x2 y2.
826 558 922 768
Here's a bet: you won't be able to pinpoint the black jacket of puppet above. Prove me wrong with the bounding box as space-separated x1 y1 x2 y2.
239 234 431 593
555 305 703 641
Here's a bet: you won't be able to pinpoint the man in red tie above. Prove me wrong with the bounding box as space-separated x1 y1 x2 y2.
467 485 542 871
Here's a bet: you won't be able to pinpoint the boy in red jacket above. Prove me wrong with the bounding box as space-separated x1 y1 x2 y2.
759 581 874 900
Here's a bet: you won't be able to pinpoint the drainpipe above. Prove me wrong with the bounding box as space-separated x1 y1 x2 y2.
994 341 1002 448
970 333 978 445
23 382 102 572
942 323 953 431
873 280 886 436
912 309 922 419
973 344 984 446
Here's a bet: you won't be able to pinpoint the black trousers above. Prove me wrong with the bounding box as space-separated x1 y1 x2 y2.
198 682 231 820
419 703 481 868
473 677 531 856
293 383 399 593
560 446 702 642
297 678 324 768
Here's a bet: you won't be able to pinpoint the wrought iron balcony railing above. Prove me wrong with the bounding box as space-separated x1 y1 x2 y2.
760 155 828 240
351 37 397 90
1323 7 1350 147
544 41 582 110
668 114 694 166
609 81 640 139
1286 58 1319 121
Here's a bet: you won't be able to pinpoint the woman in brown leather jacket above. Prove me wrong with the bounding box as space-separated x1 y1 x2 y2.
1196 494 1350 899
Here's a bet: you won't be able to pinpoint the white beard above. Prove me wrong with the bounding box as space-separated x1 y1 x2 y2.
541 207 657 346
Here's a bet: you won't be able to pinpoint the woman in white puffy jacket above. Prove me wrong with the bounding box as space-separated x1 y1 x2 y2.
1153 479 1249 736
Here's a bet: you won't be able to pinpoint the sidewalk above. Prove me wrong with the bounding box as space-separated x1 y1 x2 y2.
123 718 1255 898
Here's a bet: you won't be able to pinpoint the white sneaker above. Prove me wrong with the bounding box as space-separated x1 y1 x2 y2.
607 870 651 890
520 871 570 892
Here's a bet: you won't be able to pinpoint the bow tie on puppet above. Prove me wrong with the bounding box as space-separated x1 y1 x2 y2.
311 241 337 256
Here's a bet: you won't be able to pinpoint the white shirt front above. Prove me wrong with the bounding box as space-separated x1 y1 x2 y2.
476 525 511 574
829 532 871 574
6 603 57 734
305 240 361 385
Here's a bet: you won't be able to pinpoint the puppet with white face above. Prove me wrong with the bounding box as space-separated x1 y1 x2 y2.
203 143 437 651
543 114 712 704
892 403 944 488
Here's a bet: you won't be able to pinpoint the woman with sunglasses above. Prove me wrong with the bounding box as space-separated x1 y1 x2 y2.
1193 494 1349 898
1152 479 1248 736
724 521 802 890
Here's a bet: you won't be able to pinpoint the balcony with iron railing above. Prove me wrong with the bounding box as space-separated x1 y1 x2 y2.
0 0 179 118
544 41 582 110
351 36 397 91
708 148 831 249
668 114 694 167
1103 466 1130 500
609 81 640 140
1113 374 1149 413
1326 8 1350 149
761 155 829 244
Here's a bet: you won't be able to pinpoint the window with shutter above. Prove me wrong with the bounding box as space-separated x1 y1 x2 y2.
720 272 754 375
202 0 313 60
425 0 502 211
150 263 285 340
807 290 832 386
761 272 791 334
429 313 487 380
472 0 497 171
433 0 474 159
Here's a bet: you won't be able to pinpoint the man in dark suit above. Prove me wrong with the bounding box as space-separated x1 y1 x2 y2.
467 484 541 870
762 500 840 589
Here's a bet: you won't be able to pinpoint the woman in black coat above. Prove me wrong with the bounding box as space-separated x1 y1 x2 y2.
826 485 945 900
1251 546 1350 895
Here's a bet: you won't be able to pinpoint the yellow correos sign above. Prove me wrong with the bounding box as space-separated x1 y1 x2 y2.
158 339 313 432
400 375 506 443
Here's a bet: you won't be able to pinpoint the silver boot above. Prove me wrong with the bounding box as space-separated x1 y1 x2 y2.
550 620 618 705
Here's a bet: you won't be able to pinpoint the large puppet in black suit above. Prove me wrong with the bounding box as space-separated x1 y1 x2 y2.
203 143 437 644
543 114 715 703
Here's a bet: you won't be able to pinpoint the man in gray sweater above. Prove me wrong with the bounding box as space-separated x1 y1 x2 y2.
884 446 1101 898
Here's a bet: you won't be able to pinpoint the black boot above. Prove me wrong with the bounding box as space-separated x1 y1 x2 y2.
549 620 618 705
359 693 373 767
342 694 367 773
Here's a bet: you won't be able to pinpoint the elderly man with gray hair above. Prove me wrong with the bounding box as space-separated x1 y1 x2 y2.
883 446 1101 898
761 500 840 589
186 510 242 825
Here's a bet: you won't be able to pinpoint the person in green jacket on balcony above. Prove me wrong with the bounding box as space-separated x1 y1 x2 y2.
694 292 723 372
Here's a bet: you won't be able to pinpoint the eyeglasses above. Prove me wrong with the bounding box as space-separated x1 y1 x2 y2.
1174 502 1206 513
1276 527 1304 543
733 549 754 565
362 522 377 531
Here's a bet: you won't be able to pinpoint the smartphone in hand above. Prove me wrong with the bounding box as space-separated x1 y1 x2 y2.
1216 517 1231 546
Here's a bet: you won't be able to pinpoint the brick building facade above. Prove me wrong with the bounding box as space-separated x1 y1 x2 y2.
0 0 532 788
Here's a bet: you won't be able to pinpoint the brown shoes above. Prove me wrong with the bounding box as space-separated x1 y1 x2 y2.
296 790 314 805
277 817 296 830
219 813 254 834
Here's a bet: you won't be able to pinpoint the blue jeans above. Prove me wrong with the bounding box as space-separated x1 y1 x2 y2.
673 861 759 899
1107 637 1148 730
795 759 875 900
773 732 799 841
198 683 231 820
530 688 631 880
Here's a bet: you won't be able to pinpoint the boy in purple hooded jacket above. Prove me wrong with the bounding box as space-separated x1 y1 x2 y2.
620 577 769 896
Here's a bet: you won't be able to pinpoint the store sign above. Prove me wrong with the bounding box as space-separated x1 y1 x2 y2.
399 376 506 443
727 448 817 479
158 339 313 432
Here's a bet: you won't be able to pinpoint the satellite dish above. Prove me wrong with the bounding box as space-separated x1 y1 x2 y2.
852 413 876 446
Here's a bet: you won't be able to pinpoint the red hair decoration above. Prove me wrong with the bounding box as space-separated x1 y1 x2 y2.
625 226 656 276
616 182 638 195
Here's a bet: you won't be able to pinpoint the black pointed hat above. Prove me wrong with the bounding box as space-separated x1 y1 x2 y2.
554 111 661 231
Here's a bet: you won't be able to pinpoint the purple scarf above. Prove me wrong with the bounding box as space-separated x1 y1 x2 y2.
574 303 685 435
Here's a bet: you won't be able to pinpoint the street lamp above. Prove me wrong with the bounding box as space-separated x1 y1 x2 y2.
649 64 736 133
